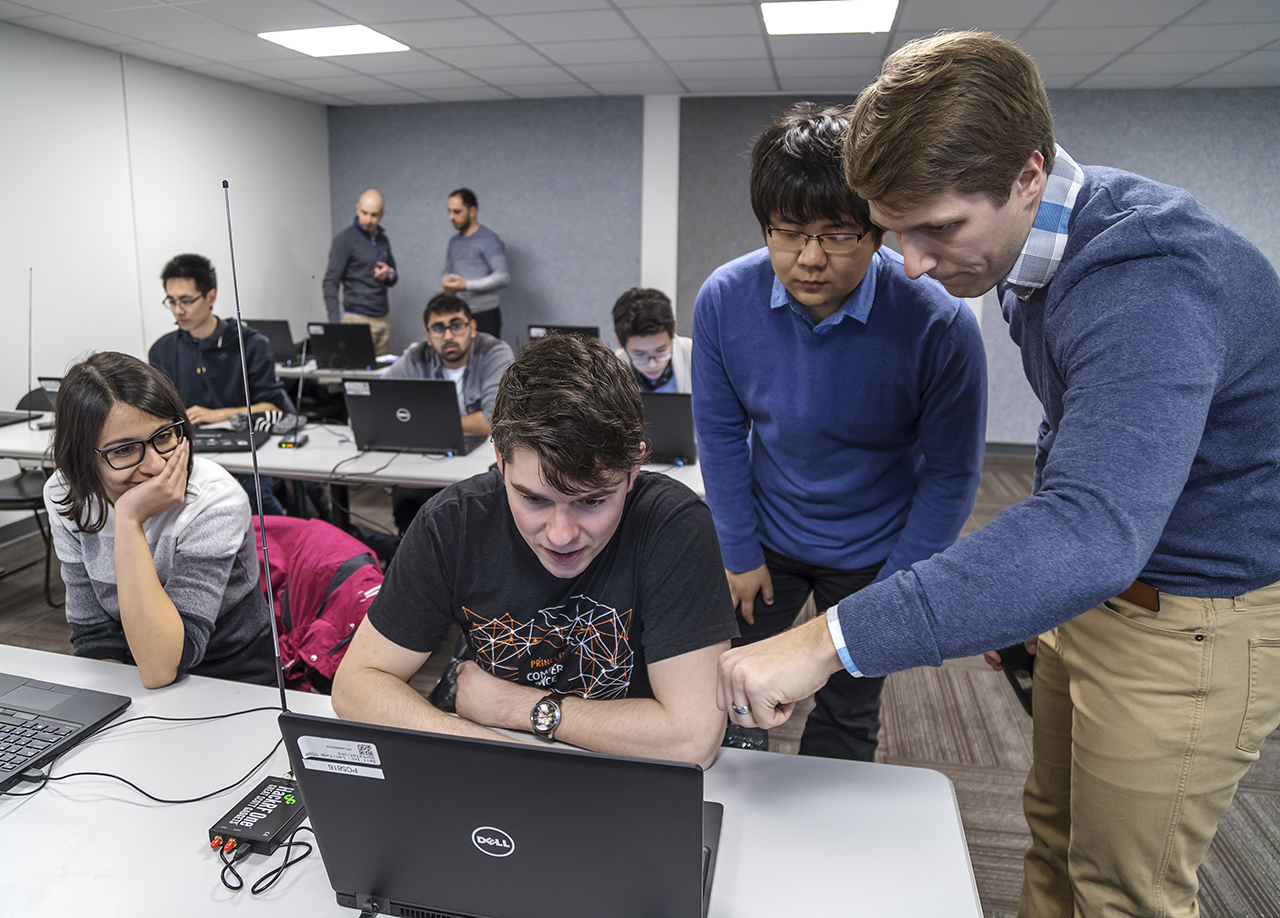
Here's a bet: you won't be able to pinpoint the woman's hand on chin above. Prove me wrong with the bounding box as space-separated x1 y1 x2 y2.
114 440 190 527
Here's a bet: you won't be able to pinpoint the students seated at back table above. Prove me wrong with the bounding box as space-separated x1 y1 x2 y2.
611 287 692 394
148 253 291 515
43 352 276 689
332 334 739 768
384 292 515 535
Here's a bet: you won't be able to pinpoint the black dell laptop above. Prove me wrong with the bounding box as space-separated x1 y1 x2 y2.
279 711 721 918
307 323 378 371
0 674 131 793
245 319 301 365
642 392 698 466
344 378 485 456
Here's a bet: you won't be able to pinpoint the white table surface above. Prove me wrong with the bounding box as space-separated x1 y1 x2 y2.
0 418 707 496
0 646 981 917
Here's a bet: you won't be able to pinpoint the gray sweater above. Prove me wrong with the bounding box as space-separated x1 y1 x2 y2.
383 332 514 422
45 458 276 684
444 225 509 314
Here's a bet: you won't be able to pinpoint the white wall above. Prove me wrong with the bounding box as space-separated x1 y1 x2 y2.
0 22 331 529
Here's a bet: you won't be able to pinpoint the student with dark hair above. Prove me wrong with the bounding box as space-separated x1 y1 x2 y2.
720 34 1280 917
43 352 276 689
611 287 692 394
333 334 739 768
693 102 986 757
442 187 509 340
150 252 291 515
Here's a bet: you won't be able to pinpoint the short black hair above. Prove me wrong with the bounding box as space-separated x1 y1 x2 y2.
492 334 645 494
424 292 473 326
160 253 217 296
749 102 880 242
52 352 194 534
612 288 675 346
449 187 478 210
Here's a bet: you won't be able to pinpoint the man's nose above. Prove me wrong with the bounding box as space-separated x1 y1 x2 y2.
545 506 579 547
899 236 937 280
797 235 828 267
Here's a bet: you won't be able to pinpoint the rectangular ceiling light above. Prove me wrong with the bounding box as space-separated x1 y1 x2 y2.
762 0 898 35
258 25 409 57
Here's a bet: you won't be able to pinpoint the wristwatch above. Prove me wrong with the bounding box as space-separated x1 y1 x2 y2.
530 692 567 741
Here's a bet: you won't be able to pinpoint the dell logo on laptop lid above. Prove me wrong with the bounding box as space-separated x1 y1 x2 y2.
395 407 411 423
471 827 516 857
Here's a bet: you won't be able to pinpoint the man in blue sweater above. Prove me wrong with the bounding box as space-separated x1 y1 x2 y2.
693 103 986 759
443 187 509 340
718 33 1280 918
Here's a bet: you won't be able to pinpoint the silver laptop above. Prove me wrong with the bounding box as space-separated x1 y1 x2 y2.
279 711 721 918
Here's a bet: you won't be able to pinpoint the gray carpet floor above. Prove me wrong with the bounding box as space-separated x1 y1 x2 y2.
3 453 1278 916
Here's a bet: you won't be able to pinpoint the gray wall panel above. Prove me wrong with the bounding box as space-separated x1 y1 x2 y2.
328 97 643 353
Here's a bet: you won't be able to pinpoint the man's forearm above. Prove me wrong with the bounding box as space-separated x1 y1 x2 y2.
331 665 506 742
553 695 724 769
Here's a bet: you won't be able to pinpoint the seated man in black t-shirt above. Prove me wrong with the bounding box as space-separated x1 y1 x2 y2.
333 335 739 768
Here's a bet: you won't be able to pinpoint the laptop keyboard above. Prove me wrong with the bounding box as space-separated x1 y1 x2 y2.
0 708 74 773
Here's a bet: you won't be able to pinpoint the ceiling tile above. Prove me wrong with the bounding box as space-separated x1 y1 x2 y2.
777 75 867 93
378 16 517 48
583 77 684 93
493 9 634 43
507 82 599 97
623 4 760 39
772 56 886 79
682 76 779 93
0 1 44 19
1075 72 1194 89
668 58 773 80
565 60 675 82
249 80 348 104
467 64 579 84
429 43 550 68
382 68 486 90
897 0 1047 32
68 5 240 42
236 56 352 79
1183 70 1280 87
1181 0 1280 25
185 60 267 81
533 38 655 64
1102 50 1239 73
17 14 132 44
113 40 218 67
14 0 162 12
614 0 755 5
471 0 608 11
886 29 933 54
1036 0 1201 29
1041 73 1092 89
292 73 400 92
158 33 308 62
768 33 890 58
182 0 353 33
330 88 432 104
1218 47 1280 72
334 49 454 74
420 85 514 101
307 0 473 24
1028 53 1117 76
1136 23 1280 53
1019 27 1161 56
647 35 768 59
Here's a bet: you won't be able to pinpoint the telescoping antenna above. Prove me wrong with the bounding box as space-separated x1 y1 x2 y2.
221 180 289 712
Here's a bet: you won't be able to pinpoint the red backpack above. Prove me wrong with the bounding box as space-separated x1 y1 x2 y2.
251 516 383 693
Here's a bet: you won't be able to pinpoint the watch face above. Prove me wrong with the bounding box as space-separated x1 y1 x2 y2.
533 700 559 734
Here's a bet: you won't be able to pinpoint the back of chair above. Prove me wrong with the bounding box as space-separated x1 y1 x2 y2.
15 388 54 412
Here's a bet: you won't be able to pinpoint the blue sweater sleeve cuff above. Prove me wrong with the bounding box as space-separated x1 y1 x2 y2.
825 605 863 677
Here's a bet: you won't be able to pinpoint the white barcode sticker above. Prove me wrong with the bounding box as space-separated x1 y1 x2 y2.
344 381 371 396
297 736 384 779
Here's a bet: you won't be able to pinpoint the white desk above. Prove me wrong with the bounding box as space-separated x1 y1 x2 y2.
275 360 391 384
0 420 707 496
1 646 981 917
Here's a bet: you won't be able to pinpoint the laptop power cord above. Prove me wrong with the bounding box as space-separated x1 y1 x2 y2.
209 775 313 893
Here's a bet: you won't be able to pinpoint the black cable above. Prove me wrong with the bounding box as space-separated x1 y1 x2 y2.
249 825 315 894
219 839 254 890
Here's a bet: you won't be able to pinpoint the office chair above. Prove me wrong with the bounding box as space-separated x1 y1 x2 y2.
0 466 60 608
16 387 54 412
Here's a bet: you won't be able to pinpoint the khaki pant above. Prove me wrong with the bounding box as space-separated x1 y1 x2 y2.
1021 578 1280 917
341 311 391 356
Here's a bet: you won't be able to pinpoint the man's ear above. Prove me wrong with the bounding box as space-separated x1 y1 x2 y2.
206 287 218 309
493 443 504 475
1014 150 1047 205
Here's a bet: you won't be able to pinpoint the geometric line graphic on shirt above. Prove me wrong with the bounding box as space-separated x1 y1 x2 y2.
462 596 634 700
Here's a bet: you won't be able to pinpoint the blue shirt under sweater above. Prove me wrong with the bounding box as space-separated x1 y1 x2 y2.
837 165 1280 677
692 247 987 581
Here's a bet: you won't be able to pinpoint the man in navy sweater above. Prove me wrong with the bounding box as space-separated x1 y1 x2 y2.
718 33 1280 918
323 188 399 356
693 102 986 759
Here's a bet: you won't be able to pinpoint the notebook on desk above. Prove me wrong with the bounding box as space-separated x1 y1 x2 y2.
642 392 698 466
344 378 485 456
0 674 131 793
307 323 378 371
279 711 721 918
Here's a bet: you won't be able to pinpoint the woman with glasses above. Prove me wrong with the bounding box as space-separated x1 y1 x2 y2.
611 288 692 394
42 352 276 688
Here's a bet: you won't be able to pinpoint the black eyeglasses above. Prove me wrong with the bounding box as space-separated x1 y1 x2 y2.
766 226 872 254
162 293 206 310
427 318 472 338
94 421 185 470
